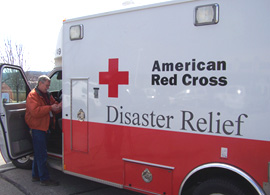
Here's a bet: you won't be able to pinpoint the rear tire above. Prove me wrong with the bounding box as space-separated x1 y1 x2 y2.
193 178 246 195
12 155 32 170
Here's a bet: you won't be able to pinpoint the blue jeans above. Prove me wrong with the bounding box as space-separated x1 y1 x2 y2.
32 129 50 181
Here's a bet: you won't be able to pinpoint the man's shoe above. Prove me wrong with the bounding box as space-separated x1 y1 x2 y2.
32 177 40 182
40 179 59 186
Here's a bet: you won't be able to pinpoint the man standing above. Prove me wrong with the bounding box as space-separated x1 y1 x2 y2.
25 75 62 186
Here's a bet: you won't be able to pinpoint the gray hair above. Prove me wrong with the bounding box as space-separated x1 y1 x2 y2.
37 75 51 86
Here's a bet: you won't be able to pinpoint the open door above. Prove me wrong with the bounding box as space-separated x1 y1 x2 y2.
0 64 33 166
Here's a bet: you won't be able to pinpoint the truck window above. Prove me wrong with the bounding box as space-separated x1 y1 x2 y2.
1 67 28 103
49 71 62 92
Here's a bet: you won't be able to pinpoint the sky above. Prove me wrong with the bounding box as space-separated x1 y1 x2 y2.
0 0 170 71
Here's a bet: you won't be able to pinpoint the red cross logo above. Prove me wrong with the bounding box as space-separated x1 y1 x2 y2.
99 58 129 98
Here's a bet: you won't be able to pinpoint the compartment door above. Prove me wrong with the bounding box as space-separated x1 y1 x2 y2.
70 79 88 153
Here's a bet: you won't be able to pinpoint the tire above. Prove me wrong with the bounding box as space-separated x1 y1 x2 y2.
12 155 32 170
193 178 246 195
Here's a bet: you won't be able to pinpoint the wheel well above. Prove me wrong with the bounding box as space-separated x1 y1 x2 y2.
181 167 259 195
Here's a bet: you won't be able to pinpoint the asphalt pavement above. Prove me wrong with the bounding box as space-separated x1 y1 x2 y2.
0 155 143 195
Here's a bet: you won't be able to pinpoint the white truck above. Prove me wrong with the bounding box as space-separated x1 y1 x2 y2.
1 0 270 194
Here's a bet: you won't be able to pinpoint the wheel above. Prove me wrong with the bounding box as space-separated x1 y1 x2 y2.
193 178 246 195
12 155 32 170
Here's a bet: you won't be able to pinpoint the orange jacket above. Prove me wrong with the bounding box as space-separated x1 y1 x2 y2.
25 88 59 131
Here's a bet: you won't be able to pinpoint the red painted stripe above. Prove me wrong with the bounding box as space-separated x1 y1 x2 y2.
63 119 270 194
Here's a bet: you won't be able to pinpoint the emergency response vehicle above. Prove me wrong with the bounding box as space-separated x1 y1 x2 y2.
0 0 270 194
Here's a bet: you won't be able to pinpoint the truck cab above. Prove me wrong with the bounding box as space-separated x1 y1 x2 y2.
0 64 63 169
0 32 63 168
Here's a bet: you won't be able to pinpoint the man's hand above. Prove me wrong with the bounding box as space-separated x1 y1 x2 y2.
51 103 62 112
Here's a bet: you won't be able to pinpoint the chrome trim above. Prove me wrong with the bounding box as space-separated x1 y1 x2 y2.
47 152 62 158
123 158 174 170
62 132 64 171
64 170 123 189
70 79 73 150
77 109 85 121
47 153 63 171
268 162 270 182
142 168 153 183
178 163 265 195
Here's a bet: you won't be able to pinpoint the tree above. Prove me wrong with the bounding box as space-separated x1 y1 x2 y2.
0 39 28 71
